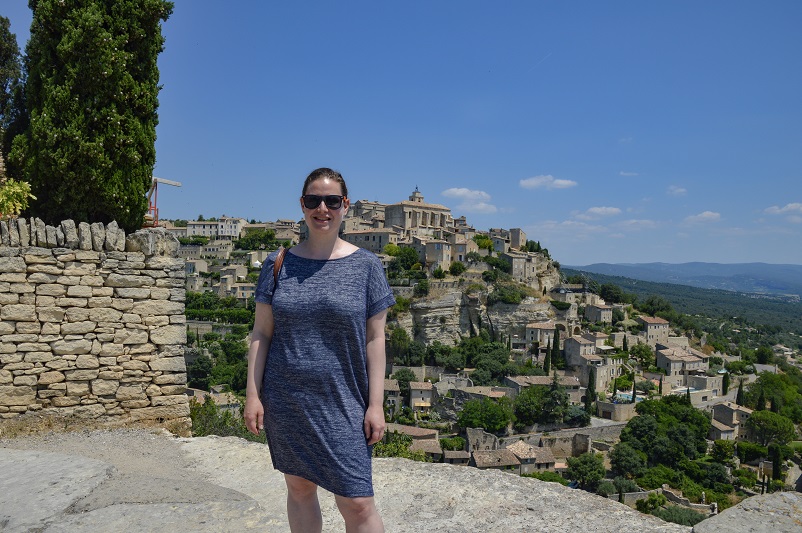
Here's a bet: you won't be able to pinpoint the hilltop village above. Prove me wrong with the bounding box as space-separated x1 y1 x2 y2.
168 187 800 522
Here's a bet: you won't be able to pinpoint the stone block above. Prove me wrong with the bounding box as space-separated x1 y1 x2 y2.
66 285 93 297
115 287 151 299
66 380 91 396
0 385 36 406
9 282 35 294
0 343 17 354
145 256 185 270
26 264 63 275
144 316 169 326
150 394 188 407
0 256 26 273
74 249 100 262
90 222 105 251
149 288 171 300
169 315 187 325
24 352 54 364
98 343 125 357
152 373 187 385
159 385 187 395
63 262 96 276
52 339 92 355
45 359 70 371
0 370 13 384
40 323 60 335
55 275 80 286
116 385 147 401
16 218 28 246
51 396 81 407
0 293 19 305
75 354 100 369
111 298 134 311
1 304 36 321
0 273 26 283
36 284 67 297
64 369 99 381
18 294 35 304
80 275 104 287
35 296 56 307
150 325 187 345
13 375 38 386
122 360 150 371
17 342 50 352
0 354 21 365
128 402 190 421
87 296 113 308
38 371 66 385
127 343 156 355
98 371 123 380
4 362 33 371
60 321 97 335
87 308 123 323
38 306 66 323
65 308 91 322
122 313 142 323
15 321 41 334
91 379 120 396
61 219 79 247
92 287 114 297
0 322 15 335
149 357 186 373
73 403 106 418
114 329 149 345
105 273 152 287
56 297 88 307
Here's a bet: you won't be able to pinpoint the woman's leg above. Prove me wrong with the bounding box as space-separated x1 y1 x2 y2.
334 494 384 533
284 474 322 533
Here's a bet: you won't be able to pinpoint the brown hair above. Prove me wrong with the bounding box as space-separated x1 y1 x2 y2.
302 168 348 198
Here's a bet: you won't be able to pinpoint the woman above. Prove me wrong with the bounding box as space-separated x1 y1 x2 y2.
244 168 395 532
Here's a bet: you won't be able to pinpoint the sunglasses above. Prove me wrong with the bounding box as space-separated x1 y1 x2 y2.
302 194 345 210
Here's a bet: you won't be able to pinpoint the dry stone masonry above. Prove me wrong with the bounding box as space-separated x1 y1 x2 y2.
0 218 190 428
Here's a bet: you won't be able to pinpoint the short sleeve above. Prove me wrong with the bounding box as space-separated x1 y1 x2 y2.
254 250 280 305
365 253 396 318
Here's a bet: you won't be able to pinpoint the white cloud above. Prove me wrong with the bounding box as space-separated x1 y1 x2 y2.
618 136 634 144
441 187 497 214
519 175 578 190
764 203 802 216
684 211 721 224
615 219 658 231
619 171 638 177
575 206 621 220
667 185 687 196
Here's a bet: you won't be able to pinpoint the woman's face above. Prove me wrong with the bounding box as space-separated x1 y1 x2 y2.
300 177 350 236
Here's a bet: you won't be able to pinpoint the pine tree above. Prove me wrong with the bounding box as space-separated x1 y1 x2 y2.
10 0 174 232
585 366 596 414
736 379 745 406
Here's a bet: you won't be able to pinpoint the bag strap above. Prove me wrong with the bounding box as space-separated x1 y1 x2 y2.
273 247 287 287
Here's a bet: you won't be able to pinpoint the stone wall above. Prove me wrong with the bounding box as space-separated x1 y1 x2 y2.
0 218 189 428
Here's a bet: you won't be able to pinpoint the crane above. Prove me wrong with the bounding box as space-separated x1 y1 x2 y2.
143 177 182 228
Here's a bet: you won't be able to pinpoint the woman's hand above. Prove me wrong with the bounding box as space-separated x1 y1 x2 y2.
363 404 386 445
244 394 264 436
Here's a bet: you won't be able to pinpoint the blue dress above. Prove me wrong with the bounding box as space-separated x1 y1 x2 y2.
254 248 395 497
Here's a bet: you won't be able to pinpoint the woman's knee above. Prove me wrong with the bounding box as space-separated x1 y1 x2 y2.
335 495 377 521
284 474 318 500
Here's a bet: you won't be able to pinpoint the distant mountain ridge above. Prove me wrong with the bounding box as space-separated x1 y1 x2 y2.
564 262 802 298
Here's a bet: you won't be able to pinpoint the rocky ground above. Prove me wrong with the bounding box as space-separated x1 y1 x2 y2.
1 428 799 532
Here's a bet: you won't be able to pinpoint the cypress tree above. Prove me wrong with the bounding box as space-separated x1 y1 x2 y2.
551 328 561 368
722 372 730 395
10 0 174 232
631 378 637 404
685 386 691 405
736 379 745 406
770 445 782 481
585 366 596 414
756 389 766 411
622 334 628 353
544 339 552 374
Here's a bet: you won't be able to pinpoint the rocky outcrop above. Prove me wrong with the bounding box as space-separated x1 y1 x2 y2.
0 219 188 429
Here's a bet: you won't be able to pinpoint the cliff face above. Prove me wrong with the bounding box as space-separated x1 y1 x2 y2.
404 289 554 346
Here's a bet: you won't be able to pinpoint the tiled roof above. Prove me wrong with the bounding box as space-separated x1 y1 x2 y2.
507 375 580 387
410 381 434 390
638 316 669 324
443 450 471 459
472 449 520 468
526 321 555 329
384 379 400 392
410 438 443 455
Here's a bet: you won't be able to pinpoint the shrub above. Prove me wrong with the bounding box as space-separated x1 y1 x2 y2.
189 397 264 443
550 300 572 311
522 471 569 485
439 436 466 451
650 506 707 527
373 432 429 462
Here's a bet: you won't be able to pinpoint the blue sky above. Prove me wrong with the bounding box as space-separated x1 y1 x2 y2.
4 1 801 265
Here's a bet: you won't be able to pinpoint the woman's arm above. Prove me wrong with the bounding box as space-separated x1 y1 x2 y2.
363 308 388 445
244 302 275 435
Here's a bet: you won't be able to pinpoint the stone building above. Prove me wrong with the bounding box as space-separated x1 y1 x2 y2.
384 188 453 239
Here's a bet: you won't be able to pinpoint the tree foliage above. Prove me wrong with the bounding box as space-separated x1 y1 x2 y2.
9 0 174 232
745 410 797 446
566 452 606 492
457 396 514 434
